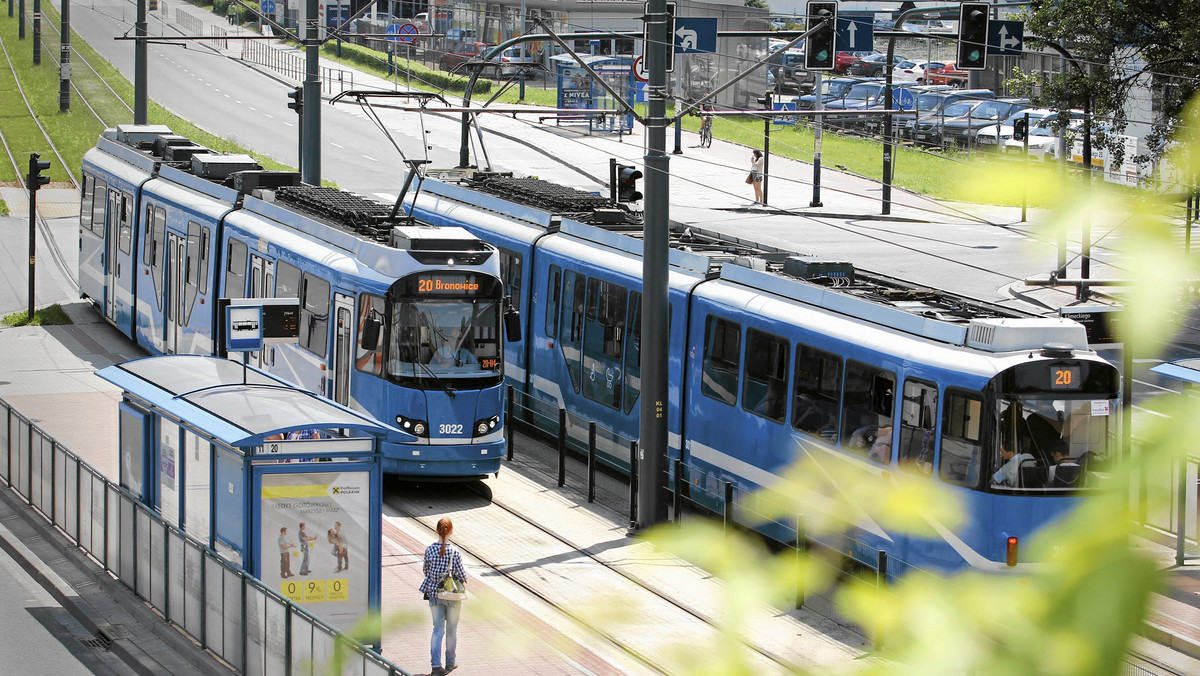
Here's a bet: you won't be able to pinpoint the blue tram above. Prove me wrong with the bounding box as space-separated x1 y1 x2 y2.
404 173 1121 573
78 125 514 478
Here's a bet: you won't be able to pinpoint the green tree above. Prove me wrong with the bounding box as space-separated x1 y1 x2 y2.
1011 0 1200 161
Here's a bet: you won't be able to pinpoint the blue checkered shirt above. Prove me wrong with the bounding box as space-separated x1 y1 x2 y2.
419 542 466 594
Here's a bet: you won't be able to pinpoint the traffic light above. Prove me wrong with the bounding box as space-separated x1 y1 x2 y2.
1013 116 1028 141
804 2 837 71
287 86 303 115
27 153 50 192
957 2 990 70
616 164 643 203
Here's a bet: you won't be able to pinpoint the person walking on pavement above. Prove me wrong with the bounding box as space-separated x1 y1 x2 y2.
226 1 238 25
419 518 467 676
749 149 764 204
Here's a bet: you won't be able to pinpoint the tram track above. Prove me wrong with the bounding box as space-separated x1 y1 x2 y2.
383 484 811 676
0 33 79 291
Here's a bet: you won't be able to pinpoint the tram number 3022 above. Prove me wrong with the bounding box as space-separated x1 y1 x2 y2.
440 424 464 435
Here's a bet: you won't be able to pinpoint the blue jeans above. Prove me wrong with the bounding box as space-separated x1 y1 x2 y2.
429 597 461 668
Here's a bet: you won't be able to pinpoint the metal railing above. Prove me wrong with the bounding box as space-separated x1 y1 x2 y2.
176 8 204 36
239 41 356 95
0 397 412 676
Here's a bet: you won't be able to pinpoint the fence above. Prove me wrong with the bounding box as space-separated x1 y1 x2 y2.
0 397 412 676
176 8 203 36
240 41 356 95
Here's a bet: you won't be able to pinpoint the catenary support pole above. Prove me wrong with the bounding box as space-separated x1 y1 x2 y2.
810 72 824 207
634 0 670 532
58 0 69 111
32 0 39 63
302 0 321 184
134 0 146 123
762 92 771 206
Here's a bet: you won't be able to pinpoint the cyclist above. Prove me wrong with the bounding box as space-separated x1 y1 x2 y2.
698 102 714 148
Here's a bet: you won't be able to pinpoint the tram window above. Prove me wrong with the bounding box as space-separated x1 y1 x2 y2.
898 379 938 475
276 261 301 301
624 291 641 414
225 239 248 299
559 270 584 393
118 193 133 255
939 391 983 486
743 329 789 423
80 175 93 233
184 221 201 323
355 293 385 377
150 206 166 309
841 360 895 460
546 265 561 339
499 248 522 312
792 344 842 442
199 228 211 294
91 179 108 236
142 205 154 266
583 278 627 409
701 316 741 407
301 273 331 358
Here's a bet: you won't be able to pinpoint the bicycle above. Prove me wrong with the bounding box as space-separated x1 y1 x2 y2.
699 113 713 148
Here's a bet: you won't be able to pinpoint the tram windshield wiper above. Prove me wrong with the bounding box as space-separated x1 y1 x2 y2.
415 357 456 399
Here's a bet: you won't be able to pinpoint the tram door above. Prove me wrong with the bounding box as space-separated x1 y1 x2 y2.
104 189 121 321
163 234 187 354
331 293 353 406
248 255 275 368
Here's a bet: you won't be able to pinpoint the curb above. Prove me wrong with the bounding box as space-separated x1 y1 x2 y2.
1141 619 1200 663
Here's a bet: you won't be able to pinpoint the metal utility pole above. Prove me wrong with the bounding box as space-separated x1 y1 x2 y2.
32 0 40 63
134 0 147 123
18 0 24 39
810 71 823 207
762 92 771 205
59 0 69 111
636 0 670 530
302 0 321 184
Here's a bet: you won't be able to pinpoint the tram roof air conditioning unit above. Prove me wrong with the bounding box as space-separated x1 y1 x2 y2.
162 144 210 163
965 318 1089 353
731 256 768 271
783 257 855 283
152 135 193 157
115 124 173 146
230 171 302 194
390 226 484 252
191 154 262 180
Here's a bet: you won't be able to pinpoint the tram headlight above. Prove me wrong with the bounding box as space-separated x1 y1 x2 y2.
395 415 429 438
473 415 500 437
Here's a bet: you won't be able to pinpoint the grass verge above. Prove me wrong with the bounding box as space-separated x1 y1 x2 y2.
2 304 72 326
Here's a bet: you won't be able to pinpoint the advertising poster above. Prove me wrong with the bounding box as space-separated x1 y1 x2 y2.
559 66 592 115
259 471 370 631
159 420 179 527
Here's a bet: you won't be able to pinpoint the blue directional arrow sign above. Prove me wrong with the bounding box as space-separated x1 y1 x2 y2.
673 17 717 54
385 24 402 42
260 0 275 15
835 16 873 52
987 20 1024 56
773 101 797 126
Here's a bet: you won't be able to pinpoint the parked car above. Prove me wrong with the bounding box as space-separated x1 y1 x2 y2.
899 88 994 140
444 28 478 43
794 76 877 110
351 12 399 32
858 83 953 136
412 11 430 32
496 46 539 76
927 98 1031 147
1003 117 1082 159
834 50 877 73
439 41 493 71
850 53 908 77
824 80 924 129
976 108 1057 149
892 60 946 83
927 60 968 87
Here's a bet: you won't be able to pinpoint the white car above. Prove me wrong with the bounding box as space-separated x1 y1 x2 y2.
977 108 1056 149
891 60 945 83
497 46 539 76
1003 117 1083 160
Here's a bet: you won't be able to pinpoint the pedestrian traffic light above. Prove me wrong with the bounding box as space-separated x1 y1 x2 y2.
957 2 990 70
616 165 643 203
1013 116 1028 141
287 86 303 115
27 153 50 192
804 2 838 71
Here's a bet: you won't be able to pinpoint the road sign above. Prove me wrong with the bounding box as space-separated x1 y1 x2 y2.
396 22 418 43
893 88 916 111
773 101 797 126
987 20 1024 56
674 17 717 54
836 16 873 52
261 0 275 15
633 55 649 82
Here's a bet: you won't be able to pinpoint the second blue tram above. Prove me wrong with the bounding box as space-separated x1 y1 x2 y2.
78 125 514 478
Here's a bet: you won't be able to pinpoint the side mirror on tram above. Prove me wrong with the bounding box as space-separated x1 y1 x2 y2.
504 307 522 343
360 315 382 351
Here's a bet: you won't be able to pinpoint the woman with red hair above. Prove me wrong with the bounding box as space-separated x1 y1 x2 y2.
418 518 467 675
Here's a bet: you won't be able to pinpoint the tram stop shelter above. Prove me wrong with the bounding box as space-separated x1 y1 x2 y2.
96 354 409 637
551 54 635 134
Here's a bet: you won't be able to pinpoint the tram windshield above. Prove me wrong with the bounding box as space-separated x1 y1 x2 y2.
388 298 500 380
988 398 1115 492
